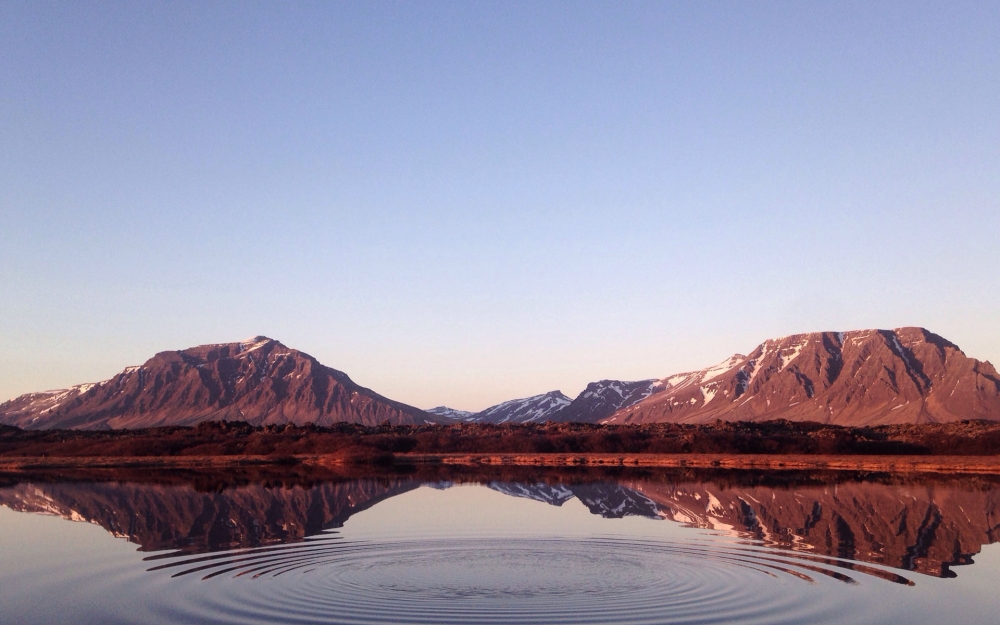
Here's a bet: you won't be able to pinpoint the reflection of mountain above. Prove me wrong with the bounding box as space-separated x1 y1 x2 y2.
0 479 420 553
488 482 575 506
487 482 661 518
625 480 1000 578
2 474 999 578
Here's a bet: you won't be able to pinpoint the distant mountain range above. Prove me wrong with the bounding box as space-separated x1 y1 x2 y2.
468 390 572 424
431 380 662 425
1 327 998 430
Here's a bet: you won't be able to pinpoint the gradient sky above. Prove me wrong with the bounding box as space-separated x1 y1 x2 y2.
2 1 998 411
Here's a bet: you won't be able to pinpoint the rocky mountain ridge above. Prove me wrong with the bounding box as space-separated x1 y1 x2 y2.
0 337 440 430
470 390 572 424
3 327 997 430
603 327 1000 426
426 406 475 421
433 380 662 425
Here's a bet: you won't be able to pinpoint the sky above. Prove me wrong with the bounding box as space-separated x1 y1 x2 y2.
1 1 998 411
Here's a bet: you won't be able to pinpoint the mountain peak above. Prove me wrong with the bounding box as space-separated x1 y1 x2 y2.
471 390 572 424
0 338 440 430
426 406 475 421
604 327 1000 426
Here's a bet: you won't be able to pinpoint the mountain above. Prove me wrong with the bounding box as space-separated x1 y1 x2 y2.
454 380 659 425
549 379 663 423
470 390 572 424
0 336 442 430
4 326 996 430
604 327 1000 426
426 406 475 421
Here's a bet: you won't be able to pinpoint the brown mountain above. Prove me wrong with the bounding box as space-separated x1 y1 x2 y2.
604 327 1000 426
0 336 440 430
549 379 663 423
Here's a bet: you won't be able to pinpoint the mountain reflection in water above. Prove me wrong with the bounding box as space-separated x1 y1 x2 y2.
1 469 998 582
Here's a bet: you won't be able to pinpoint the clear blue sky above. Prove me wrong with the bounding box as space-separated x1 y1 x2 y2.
2 1 998 411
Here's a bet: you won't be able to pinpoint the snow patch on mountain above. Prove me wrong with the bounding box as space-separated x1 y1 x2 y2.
426 406 475 421
470 391 572 424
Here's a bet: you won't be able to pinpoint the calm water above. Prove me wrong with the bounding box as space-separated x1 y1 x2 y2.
2 468 999 624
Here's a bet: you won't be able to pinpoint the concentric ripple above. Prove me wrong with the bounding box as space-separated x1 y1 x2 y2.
143 532 913 625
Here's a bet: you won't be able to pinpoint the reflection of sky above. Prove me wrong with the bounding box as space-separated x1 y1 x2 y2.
3 487 1000 625
341 484 678 541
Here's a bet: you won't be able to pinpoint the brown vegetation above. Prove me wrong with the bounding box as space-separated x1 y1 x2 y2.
3 419 1000 464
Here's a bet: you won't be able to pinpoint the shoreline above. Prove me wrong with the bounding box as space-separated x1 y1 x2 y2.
3 452 1000 474
399 452 1000 474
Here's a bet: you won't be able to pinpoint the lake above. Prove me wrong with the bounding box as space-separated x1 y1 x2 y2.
1 467 999 624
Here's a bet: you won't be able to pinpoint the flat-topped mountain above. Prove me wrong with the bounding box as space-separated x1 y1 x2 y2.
0 337 440 429
605 327 1000 426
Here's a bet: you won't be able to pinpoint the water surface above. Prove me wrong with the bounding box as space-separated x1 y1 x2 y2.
2 468 999 624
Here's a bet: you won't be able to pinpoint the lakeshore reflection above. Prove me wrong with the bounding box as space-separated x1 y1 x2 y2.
2 467 997 580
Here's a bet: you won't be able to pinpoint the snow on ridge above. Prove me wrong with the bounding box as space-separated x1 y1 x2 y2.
472 391 571 423
238 336 275 354
642 379 663 398
659 372 699 391
698 355 743 383
586 379 657 401
426 406 475 420
779 340 807 371
478 391 563 414
886 331 920 377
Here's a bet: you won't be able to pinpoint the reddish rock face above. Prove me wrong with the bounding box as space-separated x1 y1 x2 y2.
605 327 1000 426
0 337 440 430
549 379 662 424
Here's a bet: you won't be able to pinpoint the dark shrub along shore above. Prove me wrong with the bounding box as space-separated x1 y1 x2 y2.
3 419 1000 461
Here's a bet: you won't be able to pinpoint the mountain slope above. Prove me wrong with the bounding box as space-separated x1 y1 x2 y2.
426 406 475 421
0 337 440 430
550 379 663 423
471 391 571 424
605 327 1000 426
